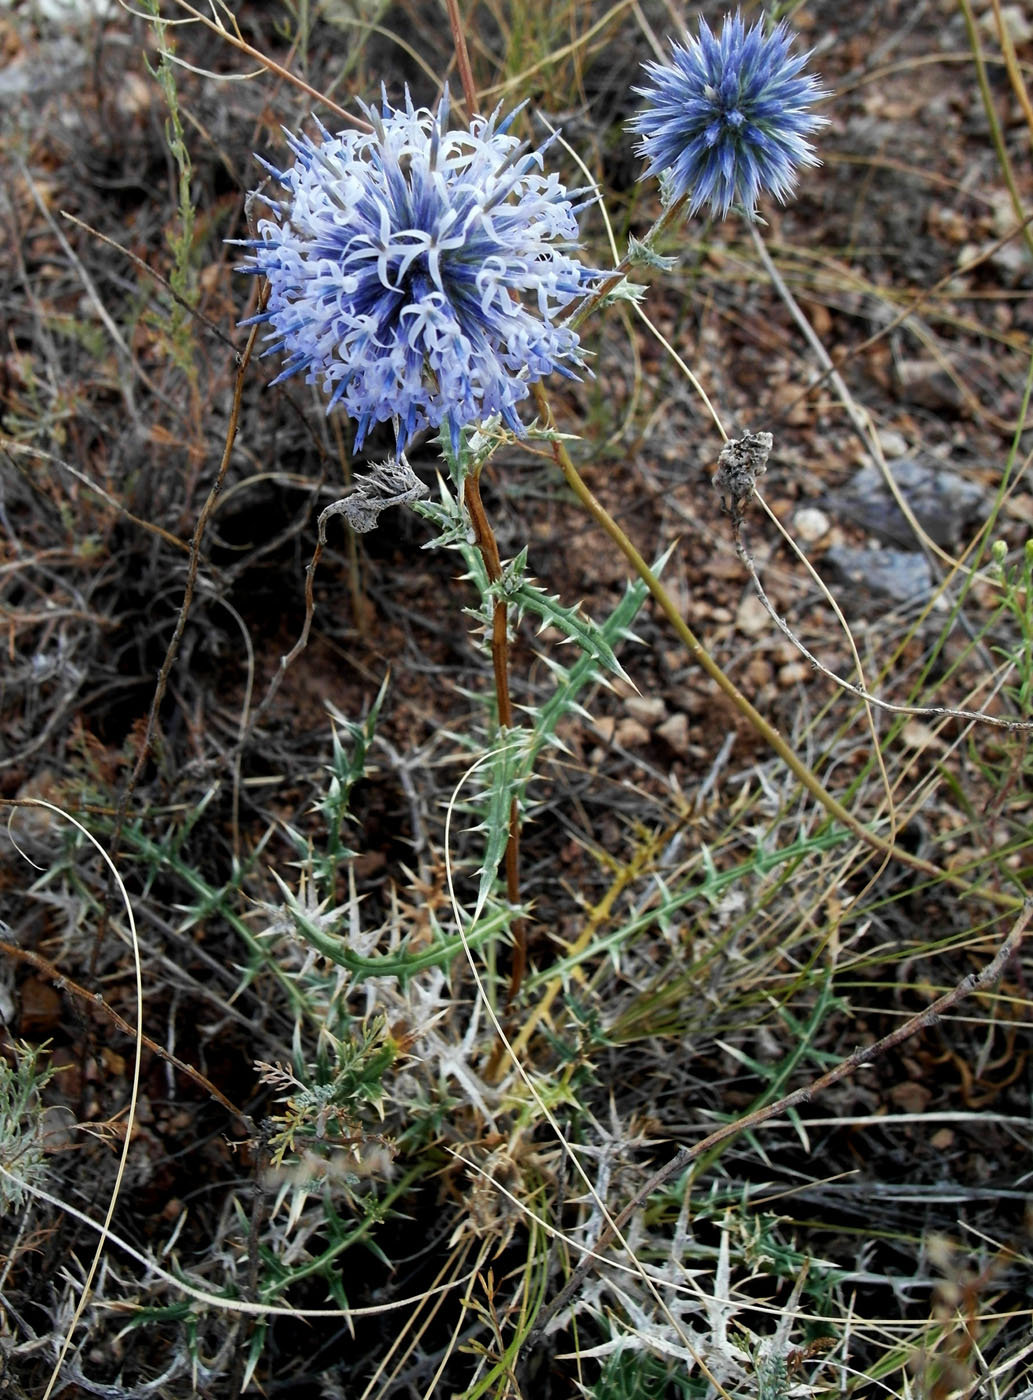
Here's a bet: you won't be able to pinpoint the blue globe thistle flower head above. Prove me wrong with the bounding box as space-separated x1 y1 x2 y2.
629 12 828 220
240 88 598 452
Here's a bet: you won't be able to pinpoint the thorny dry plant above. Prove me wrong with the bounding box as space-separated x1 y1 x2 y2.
0 1 1031 1398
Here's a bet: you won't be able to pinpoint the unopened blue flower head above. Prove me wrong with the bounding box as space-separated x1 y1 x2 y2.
629 12 827 220
241 88 597 451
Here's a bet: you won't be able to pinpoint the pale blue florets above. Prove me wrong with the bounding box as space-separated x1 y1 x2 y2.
629 12 827 220
241 89 598 451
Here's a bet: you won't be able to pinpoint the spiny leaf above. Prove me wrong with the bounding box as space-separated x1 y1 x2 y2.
498 578 632 683
474 732 528 913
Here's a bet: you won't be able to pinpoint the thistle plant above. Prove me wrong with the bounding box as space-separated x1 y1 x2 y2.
628 11 827 219
11 2 1033 1395
240 87 598 450
231 21 1028 1383
240 86 609 993
0 1043 56 1212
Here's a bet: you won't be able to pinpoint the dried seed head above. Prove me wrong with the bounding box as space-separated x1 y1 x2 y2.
714 430 773 514
321 455 429 535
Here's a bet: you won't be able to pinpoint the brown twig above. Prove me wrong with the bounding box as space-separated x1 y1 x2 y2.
524 899 1031 1351
0 939 250 1126
444 0 479 119
166 0 361 125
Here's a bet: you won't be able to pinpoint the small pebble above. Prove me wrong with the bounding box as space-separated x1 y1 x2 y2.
876 428 908 458
625 695 667 726
745 658 773 689
614 717 651 748
979 3 1033 46
736 594 770 636
656 711 689 756
894 359 965 413
900 720 946 752
591 715 616 743
794 506 830 542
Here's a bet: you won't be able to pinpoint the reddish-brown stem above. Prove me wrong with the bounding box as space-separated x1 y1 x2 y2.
463 474 510 722
462 473 525 1001
444 0 478 119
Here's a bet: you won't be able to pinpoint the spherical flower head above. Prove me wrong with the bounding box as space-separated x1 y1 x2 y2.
629 12 828 220
240 88 598 451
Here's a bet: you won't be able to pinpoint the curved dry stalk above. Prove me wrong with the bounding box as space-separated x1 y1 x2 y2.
6 803 145 1400
0 1165 485 1320
159 0 441 119
531 380 1023 917
0 440 190 557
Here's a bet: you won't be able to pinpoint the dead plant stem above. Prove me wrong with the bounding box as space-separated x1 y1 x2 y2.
444 0 478 118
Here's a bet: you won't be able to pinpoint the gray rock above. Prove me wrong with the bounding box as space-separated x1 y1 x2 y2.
0 37 85 101
822 458 986 548
824 545 933 606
